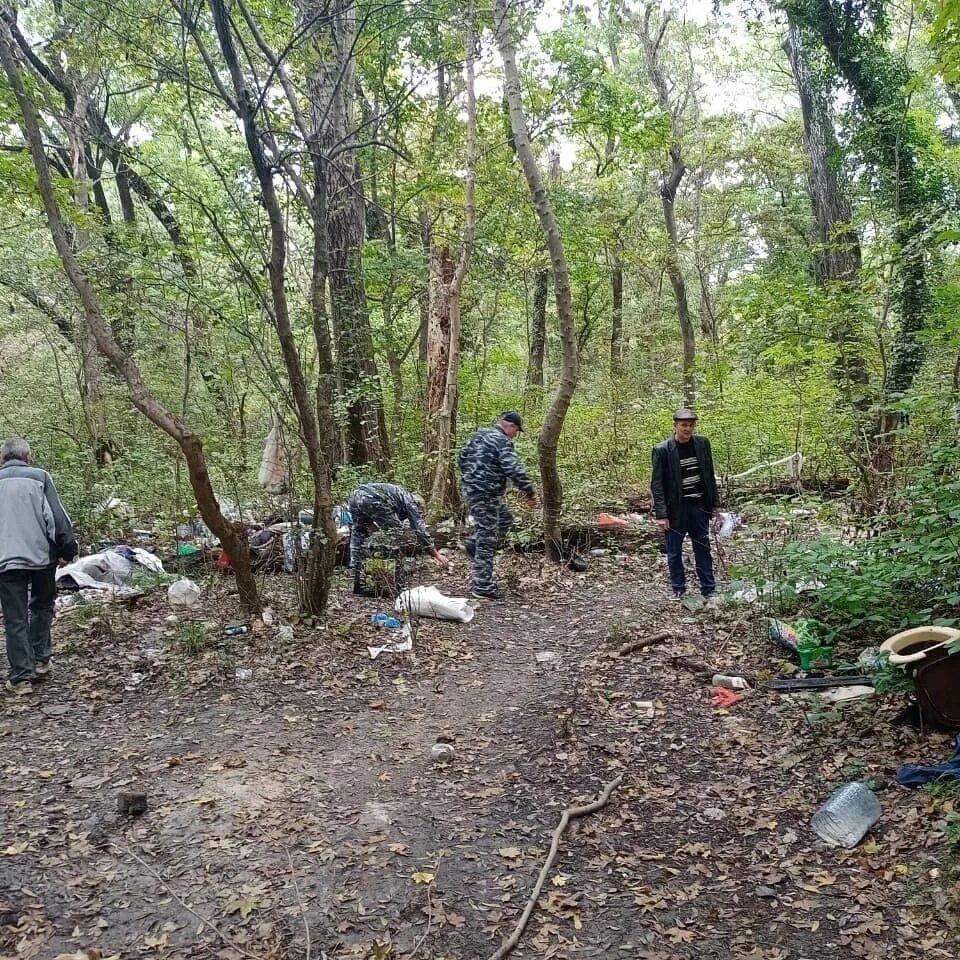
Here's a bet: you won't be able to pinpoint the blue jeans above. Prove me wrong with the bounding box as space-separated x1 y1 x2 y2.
0 566 56 683
665 503 715 597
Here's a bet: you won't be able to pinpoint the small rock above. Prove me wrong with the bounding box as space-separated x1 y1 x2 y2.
754 886 778 899
40 704 70 717
163 614 178 626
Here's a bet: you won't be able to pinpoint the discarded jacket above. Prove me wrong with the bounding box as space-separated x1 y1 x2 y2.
896 735 960 788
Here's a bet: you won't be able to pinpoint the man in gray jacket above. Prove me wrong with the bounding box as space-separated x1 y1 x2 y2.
0 438 77 695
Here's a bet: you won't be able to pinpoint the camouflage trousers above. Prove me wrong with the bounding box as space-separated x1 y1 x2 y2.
464 495 514 591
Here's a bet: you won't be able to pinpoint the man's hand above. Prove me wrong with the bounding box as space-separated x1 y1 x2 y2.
525 490 540 508
656 518 670 532
432 550 452 571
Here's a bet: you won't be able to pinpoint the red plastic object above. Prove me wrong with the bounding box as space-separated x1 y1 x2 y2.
217 550 232 571
597 513 629 531
711 687 743 709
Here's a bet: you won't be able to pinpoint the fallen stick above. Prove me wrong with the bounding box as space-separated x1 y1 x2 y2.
670 655 714 678
617 630 671 656
486 774 624 960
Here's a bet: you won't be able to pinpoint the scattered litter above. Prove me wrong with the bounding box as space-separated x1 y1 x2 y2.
819 685 875 703
712 674 749 691
796 578 825 593
535 651 560 665
116 791 148 816
597 512 629 531
715 511 743 538
857 646 883 671
810 782 880 847
634 700 656 719
896 735 960 788
396 585 475 623
277 624 295 643
163 614 179 626
765 675 873 692
262 606 275 626
430 742 456 762
371 612 403 630
567 554 588 572
167 578 201 608
235 667 252 681
124 672 147 691
711 687 743 709
590 548 610 557
224 624 249 636
368 622 414 659
726 579 758 604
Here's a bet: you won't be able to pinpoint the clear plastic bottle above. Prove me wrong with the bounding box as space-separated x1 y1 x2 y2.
811 782 881 847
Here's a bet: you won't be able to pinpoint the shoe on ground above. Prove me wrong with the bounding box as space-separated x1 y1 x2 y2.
471 587 506 600
4 680 32 697
703 594 722 611
670 592 686 601
33 660 52 682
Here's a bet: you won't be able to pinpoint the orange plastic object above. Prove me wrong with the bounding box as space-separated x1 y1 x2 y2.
597 513 629 531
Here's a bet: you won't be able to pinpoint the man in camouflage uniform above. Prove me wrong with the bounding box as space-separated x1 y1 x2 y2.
347 482 448 595
458 412 539 599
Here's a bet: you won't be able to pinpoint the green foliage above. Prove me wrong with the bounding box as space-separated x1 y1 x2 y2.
776 442 960 637
175 623 208 658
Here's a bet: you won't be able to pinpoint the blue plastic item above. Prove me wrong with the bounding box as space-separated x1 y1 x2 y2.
370 612 402 629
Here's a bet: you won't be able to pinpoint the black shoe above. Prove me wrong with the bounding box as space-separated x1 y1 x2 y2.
471 587 506 600
463 539 476 558
352 574 376 598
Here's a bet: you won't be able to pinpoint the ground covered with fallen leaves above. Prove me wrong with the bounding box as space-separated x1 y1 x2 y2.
2 540 959 960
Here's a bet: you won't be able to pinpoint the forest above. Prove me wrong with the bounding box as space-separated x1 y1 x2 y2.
1 0 960 957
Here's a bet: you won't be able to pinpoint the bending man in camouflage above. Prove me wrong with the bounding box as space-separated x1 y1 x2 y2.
457 412 539 600
347 483 449 595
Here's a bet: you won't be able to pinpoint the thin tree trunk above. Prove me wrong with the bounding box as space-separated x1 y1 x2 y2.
425 244 454 466
494 0 579 563
609 249 624 377
640 7 696 406
0 22 261 615
429 10 476 513
528 267 548 389
209 0 337 614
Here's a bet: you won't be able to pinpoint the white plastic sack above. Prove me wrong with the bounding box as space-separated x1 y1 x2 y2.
395 585 475 623
168 578 201 608
258 425 289 492
57 550 135 590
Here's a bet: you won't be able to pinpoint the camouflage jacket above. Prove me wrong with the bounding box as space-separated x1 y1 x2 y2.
347 483 433 549
457 426 535 499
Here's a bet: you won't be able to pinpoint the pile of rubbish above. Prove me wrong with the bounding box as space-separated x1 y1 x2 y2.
55 546 166 612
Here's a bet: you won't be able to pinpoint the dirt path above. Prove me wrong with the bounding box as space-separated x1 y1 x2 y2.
1 553 958 959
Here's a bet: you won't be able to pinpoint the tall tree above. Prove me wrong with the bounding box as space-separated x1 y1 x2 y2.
494 0 579 563
0 9 263 614
639 6 697 405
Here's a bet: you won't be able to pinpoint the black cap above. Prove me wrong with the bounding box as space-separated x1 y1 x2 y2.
500 411 524 432
673 408 698 421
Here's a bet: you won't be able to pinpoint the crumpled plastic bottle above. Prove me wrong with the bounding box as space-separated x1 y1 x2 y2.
167 578 201 608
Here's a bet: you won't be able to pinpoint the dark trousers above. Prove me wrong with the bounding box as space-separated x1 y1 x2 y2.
464 495 514 591
0 566 57 683
665 503 715 597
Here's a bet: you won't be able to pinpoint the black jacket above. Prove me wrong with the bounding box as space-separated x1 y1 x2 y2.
651 435 719 524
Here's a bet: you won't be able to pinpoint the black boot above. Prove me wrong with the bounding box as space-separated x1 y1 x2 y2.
352 570 375 597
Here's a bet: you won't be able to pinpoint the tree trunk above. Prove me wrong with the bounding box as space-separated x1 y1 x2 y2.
425 244 454 476
428 12 477 514
494 0 579 563
640 7 696 406
0 22 262 615
210 0 338 614
609 249 624 377
310 0 389 471
528 267 548 389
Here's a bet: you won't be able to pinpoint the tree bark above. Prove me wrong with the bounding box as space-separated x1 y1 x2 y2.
428 11 477 513
494 0 579 564
609 248 624 377
425 244 454 472
0 18 261 615
209 0 337 614
528 267 548 389
309 0 389 471
640 7 696 406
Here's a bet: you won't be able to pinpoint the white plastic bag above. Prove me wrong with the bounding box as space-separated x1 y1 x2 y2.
395 585 475 623
168 578 201 608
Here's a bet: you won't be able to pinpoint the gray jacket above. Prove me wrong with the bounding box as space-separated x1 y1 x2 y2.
0 458 77 573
